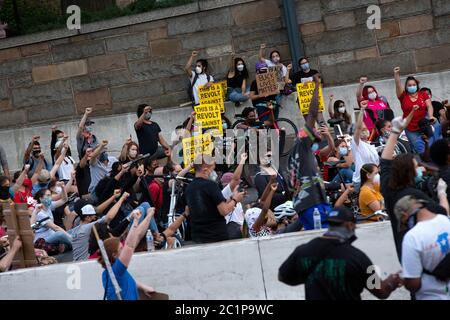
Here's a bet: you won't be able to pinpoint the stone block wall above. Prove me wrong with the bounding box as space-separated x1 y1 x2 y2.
0 0 449 130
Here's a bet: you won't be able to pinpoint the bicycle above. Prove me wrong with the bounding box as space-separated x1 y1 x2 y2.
231 101 298 157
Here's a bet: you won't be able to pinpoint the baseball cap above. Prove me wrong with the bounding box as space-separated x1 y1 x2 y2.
81 204 97 216
255 62 268 72
325 206 356 224
74 198 91 216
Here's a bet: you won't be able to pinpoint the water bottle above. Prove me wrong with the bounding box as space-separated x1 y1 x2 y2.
313 208 322 230
146 230 154 252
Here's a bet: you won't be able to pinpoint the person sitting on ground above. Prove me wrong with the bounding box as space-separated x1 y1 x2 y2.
184 51 214 106
416 118 442 163
227 54 250 107
394 195 450 300
76 107 98 160
420 87 449 137
87 140 118 199
273 200 303 234
278 205 403 300
244 182 279 239
119 137 140 164
358 164 385 223
327 95 351 134
23 136 51 176
380 115 449 261
134 104 171 158
292 56 320 85
185 157 245 244
31 186 72 254
326 138 354 185
69 192 129 262
99 207 156 300
356 76 390 134
236 107 265 130
0 236 22 273
249 62 279 122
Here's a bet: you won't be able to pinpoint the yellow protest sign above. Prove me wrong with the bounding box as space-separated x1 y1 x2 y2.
198 83 225 113
194 104 223 136
296 81 325 115
217 80 228 103
182 133 213 165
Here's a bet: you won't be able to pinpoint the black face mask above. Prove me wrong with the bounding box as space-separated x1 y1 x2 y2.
248 119 256 125
32 150 41 157
0 186 10 200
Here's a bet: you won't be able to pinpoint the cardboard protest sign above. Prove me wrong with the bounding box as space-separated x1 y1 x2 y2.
182 133 213 165
296 81 325 115
256 71 279 97
268 65 285 91
194 104 223 135
198 83 225 113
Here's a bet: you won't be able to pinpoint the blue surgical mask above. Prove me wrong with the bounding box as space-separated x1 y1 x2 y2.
407 85 417 94
42 197 52 208
415 168 423 183
311 143 319 153
222 122 228 130
339 147 348 157
301 63 310 71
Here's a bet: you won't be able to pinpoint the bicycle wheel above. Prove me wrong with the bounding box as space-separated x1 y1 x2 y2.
275 118 298 157
232 119 245 129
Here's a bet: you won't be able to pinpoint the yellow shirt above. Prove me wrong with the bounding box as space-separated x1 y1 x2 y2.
358 184 384 222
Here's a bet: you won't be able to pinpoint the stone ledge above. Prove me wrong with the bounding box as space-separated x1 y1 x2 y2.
0 0 258 51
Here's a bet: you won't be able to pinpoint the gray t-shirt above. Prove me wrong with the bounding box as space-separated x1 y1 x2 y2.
69 216 106 261
88 156 117 194
33 202 57 242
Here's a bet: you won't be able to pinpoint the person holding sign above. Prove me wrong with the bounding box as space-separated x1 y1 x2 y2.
184 51 214 106
292 56 321 85
250 62 279 123
227 54 250 107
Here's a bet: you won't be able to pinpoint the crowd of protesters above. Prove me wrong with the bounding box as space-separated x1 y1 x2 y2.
0 46 449 300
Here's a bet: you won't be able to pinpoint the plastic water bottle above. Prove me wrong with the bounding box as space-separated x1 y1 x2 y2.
146 230 154 252
313 208 322 230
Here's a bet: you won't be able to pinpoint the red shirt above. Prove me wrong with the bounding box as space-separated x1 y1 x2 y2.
148 181 163 216
399 91 430 131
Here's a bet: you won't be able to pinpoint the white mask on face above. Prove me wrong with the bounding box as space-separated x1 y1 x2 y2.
368 92 377 101
272 57 280 63
195 66 203 74
373 173 380 185
237 64 244 72
54 186 62 194
209 170 218 182
338 107 346 114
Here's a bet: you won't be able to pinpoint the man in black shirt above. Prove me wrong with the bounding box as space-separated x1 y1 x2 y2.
134 104 171 157
278 206 402 300
185 158 245 243
75 147 92 198
430 139 450 205
292 57 321 86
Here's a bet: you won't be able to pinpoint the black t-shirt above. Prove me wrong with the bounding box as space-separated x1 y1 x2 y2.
292 69 320 86
289 126 327 212
380 158 447 260
185 177 228 243
227 73 245 89
250 80 277 107
279 237 373 300
75 164 91 196
135 122 161 156
254 171 289 210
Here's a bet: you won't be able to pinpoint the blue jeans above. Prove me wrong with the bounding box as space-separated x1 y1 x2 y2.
299 203 331 231
404 129 422 154
46 231 72 249
331 168 354 184
128 202 158 233
228 88 249 103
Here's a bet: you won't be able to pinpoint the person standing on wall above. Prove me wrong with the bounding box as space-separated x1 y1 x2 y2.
184 51 214 107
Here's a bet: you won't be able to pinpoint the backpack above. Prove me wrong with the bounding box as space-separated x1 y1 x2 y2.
187 73 211 104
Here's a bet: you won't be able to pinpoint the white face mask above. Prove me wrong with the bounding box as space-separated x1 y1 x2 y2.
338 107 346 114
373 173 380 185
129 150 138 158
209 170 218 182
195 66 203 74
53 186 62 194
237 64 244 72
368 92 377 101
272 57 280 63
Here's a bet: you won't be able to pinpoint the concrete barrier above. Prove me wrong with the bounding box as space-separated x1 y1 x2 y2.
0 221 409 300
1 69 449 172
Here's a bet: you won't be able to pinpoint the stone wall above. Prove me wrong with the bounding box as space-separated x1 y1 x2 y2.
0 0 449 131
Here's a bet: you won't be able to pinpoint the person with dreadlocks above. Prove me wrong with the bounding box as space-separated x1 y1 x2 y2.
288 74 331 230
